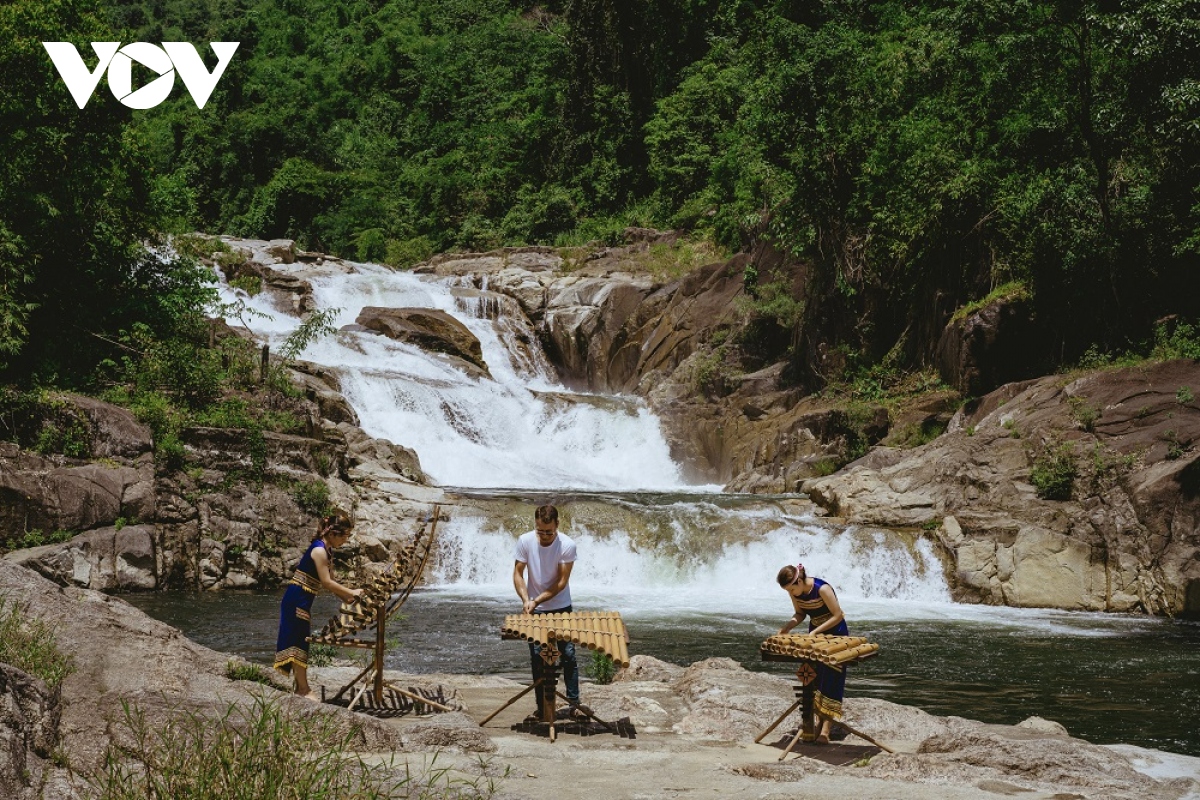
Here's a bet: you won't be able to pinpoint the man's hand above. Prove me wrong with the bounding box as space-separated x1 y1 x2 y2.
523 598 537 614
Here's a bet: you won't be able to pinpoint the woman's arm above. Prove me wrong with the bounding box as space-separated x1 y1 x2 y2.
807 584 845 635
312 546 362 603
778 612 803 635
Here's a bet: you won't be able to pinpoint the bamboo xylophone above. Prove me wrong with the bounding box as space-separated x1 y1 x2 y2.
759 633 879 666
501 611 630 668
309 516 437 647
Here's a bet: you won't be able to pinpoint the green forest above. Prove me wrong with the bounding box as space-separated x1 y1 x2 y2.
2 0 1199 390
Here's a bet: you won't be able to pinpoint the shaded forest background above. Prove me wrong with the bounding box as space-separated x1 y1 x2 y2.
2 0 1199 392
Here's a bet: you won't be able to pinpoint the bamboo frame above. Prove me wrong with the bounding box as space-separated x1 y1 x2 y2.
488 610 631 742
755 634 892 759
314 505 442 711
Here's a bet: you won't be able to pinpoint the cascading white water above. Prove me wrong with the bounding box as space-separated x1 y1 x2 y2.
427 500 954 616
211 252 955 612
216 260 693 491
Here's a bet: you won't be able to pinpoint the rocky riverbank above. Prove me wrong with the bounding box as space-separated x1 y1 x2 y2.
2 559 1197 800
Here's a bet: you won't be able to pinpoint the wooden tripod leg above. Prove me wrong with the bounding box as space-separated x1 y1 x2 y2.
328 660 376 703
479 679 542 727
755 699 802 744
778 722 807 762
381 681 455 713
348 668 375 713
835 719 895 754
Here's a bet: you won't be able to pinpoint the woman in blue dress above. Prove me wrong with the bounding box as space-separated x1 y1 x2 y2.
776 562 849 743
274 510 362 699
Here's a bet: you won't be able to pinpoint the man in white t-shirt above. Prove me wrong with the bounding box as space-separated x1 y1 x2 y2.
513 503 580 721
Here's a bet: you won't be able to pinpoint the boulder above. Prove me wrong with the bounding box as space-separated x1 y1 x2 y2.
7 524 157 591
936 294 1046 396
0 560 402 777
670 657 794 741
356 307 490 379
802 360 1200 615
397 711 496 753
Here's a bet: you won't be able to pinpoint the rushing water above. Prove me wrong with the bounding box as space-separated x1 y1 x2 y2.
157 250 1200 758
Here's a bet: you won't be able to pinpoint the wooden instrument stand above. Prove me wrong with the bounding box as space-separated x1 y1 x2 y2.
310 506 451 715
480 611 630 742
755 636 893 760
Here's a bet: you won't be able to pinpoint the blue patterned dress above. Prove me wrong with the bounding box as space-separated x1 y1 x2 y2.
273 539 326 673
788 577 850 721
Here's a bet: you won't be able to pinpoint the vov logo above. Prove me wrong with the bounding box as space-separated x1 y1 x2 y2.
42 42 239 110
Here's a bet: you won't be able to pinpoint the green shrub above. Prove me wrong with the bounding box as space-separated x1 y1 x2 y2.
385 236 436 269
584 651 617 685
691 347 734 397
0 388 92 458
292 479 332 515
811 458 838 477
1030 442 1077 500
734 278 804 330
1151 319 1200 361
2 528 77 551
228 275 263 296
1177 385 1195 405
1067 396 1100 432
172 234 230 261
308 643 339 668
85 694 501 799
0 596 75 688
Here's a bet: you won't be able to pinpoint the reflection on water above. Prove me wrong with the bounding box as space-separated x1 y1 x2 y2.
126 589 1200 757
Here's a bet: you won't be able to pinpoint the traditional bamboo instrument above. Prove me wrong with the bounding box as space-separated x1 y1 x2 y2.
310 506 444 712
482 610 631 741
499 611 631 667
309 511 438 648
759 633 879 666
756 632 892 758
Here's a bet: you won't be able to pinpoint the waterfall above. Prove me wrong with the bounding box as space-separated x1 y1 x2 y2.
212 252 954 609
217 260 695 491
427 498 953 615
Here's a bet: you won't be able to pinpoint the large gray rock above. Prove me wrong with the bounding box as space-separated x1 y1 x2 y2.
669 657 794 741
356 307 490 379
8 524 157 591
397 711 496 753
801 360 1200 616
0 444 154 537
0 560 402 778
936 294 1046 396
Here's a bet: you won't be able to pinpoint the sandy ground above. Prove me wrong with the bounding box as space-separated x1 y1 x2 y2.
320 670 1125 800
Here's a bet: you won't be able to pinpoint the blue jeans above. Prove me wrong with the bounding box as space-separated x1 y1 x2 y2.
529 605 580 711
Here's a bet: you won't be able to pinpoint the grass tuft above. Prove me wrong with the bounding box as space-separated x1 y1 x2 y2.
0 595 75 688
87 694 501 799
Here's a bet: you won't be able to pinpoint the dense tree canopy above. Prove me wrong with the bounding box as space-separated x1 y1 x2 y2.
2 0 1198 386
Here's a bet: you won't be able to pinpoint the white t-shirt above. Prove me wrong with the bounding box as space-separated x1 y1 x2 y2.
514 530 577 611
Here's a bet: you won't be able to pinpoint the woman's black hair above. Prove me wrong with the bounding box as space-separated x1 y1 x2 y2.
314 509 353 541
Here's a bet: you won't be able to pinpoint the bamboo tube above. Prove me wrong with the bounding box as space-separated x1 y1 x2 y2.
583 618 597 652
596 614 610 656
617 618 629 666
599 613 614 657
